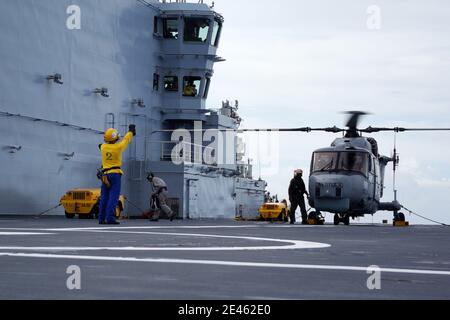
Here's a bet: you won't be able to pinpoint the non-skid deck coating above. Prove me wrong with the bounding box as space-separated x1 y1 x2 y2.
0 217 449 299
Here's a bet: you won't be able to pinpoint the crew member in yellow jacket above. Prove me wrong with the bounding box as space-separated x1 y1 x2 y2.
99 125 136 225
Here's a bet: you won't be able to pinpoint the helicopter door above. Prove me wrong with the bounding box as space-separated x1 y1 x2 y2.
374 158 382 201
367 156 376 201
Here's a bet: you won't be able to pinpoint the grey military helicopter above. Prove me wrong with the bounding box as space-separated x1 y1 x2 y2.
306 111 407 225
241 111 450 225
156 111 450 225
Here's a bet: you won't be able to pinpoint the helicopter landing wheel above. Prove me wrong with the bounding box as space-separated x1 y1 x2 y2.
343 215 350 226
334 214 340 225
315 211 325 225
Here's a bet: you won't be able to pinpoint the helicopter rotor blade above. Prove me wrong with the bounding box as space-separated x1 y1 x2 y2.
239 127 312 132
240 127 345 133
362 126 450 133
315 126 346 133
151 128 312 133
152 126 346 134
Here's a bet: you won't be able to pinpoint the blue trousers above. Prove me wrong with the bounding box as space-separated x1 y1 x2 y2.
99 174 122 223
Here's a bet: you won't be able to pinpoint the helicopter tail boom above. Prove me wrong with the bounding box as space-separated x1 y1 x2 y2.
379 201 402 212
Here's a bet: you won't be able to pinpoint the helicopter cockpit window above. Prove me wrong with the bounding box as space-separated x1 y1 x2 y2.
184 18 210 42
338 152 369 175
163 18 179 39
312 152 338 172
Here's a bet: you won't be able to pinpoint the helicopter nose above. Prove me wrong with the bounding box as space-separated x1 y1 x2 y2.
315 183 343 198
312 182 350 213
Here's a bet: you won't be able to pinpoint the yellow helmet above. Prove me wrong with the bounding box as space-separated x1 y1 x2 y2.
104 128 120 143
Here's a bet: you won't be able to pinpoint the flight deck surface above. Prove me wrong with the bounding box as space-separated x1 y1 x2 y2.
0 217 449 300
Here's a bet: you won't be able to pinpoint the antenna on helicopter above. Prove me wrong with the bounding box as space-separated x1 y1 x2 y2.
392 133 400 204
390 132 403 221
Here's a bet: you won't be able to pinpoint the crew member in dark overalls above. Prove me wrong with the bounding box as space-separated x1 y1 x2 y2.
288 169 309 225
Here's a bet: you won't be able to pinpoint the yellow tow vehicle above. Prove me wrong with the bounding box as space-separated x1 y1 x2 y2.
258 201 289 222
60 188 125 219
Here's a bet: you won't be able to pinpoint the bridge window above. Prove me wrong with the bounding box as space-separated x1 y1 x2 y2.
203 77 211 98
211 19 222 46
154 17 158 34
312 152 338 172
183 76 201 97
153 73 160 91
164 76 179 92
184 17 210 42
163 18 179 39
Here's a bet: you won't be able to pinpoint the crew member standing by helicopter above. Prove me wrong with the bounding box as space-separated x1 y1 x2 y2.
288 169 309 225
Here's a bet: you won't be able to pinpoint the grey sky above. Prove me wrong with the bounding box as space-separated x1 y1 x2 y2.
208 0 450 224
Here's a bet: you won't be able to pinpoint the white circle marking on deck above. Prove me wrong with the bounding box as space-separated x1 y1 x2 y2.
0 229 330 251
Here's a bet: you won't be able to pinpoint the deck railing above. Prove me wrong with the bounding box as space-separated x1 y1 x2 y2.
149 140 217 165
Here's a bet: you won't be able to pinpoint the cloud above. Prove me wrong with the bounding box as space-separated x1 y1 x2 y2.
208 0 450 224
416 178 450 188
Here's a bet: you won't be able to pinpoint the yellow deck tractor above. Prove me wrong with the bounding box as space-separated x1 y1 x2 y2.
60 188 125 219
258 201 289 222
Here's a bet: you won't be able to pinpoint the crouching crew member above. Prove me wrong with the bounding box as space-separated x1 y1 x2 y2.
147 173 175 222
99 125 136 225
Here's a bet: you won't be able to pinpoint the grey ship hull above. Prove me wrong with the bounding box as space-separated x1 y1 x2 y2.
0 0 265 218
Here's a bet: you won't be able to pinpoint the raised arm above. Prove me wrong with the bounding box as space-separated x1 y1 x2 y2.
117 125 137 151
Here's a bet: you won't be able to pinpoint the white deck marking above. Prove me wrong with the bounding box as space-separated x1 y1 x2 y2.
0 231 330 251
1 252 450 276
0 232 54 235
0 224 338 232
0 226 263 232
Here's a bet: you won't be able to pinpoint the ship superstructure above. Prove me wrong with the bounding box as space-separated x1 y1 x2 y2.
0 0 265 219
